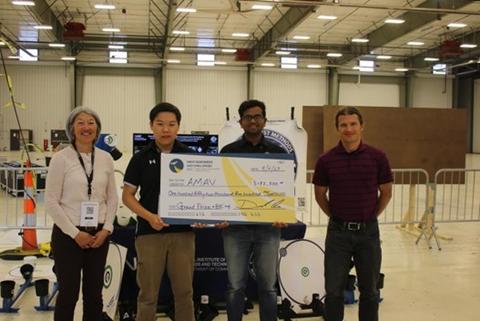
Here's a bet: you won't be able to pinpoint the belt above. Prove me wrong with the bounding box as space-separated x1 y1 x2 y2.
330 217 377 232
77 224 104 233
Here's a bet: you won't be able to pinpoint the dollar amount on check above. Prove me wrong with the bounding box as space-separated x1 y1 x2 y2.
159 153 296 224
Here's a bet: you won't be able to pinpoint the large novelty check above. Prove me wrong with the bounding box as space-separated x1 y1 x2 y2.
159 153 296 224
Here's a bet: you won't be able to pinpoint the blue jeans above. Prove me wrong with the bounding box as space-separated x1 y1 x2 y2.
324 219 382 321
222 225 280 321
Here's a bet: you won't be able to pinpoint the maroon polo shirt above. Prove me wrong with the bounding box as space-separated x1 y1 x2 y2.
313 141 393 222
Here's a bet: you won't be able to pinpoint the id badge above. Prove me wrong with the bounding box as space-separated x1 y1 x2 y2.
80 201 99 227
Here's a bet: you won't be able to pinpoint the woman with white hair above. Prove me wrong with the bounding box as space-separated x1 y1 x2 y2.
45 106 118 321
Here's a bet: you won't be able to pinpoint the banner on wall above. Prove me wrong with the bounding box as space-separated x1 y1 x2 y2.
219 117 308 216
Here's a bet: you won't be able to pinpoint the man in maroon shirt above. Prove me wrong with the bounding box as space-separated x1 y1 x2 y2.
313 107 393 321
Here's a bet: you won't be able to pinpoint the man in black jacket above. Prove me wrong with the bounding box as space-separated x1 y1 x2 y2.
122 103 195 321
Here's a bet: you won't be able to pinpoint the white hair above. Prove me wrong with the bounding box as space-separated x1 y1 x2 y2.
65 106 102 143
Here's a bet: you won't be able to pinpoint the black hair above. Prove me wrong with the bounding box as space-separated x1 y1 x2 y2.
335 107 363 128
238 99 266 118
149 102 182 123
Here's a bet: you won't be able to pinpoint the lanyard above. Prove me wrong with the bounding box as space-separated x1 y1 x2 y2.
73 145 95 199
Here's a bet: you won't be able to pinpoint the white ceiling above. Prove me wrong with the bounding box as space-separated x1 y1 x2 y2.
0 0 479 72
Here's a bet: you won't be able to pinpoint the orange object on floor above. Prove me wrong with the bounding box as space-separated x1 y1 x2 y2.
22 161 38 251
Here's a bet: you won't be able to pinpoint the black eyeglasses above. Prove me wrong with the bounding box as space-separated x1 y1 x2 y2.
241 114 265 122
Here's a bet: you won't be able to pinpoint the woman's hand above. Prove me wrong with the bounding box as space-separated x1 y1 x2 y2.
74 231 95 249
91 229 110 248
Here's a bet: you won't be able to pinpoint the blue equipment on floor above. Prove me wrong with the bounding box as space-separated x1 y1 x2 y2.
0 263 34 313
34 278 58 311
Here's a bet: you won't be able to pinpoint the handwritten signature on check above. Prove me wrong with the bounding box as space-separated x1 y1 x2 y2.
237 199 285 210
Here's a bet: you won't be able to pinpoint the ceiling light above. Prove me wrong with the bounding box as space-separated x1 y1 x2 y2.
460 43 477 49
377 55 392 60
18 49 37 61
307 64 321 69
432 63 447 75
276 51 290 55
281 56 297 69
198 61 215 66
424 57 439 62
353 66 375 72
172 30 190 35
169 47 185 51
221 48 237 53
167 59 180 63
407 41 424 46
395 68 409 72
252 4 272 10
102 27 120 32
327 52 342 57
317 15 337 20
293 35 310 40
110 51 127 59
49 43 65 48
232 33 249 37
215 61 227 65
197 53 215 66
108 45 124 49
198 54 214 61
61 56 76 61
352 38 369 43
176 7 197 13
110 58 127 64
261 63 275 67
94 4 116 10
385 19 405 24
34 25 53 30
357 60 374 72
8 55 20 59
12 1 35 5
447 22 467 28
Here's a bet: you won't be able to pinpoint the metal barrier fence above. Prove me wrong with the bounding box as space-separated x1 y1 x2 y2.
303 169 430 227
0 166 126 231
0 165 50 230
1 165 479 249
432 169 480 223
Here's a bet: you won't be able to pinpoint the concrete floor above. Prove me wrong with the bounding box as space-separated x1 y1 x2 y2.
0 222 478 321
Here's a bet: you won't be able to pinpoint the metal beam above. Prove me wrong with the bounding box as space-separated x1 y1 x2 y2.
337 0 474 65
247 64 254 99
407 29 480 70
328 67 339 105
244 0 480 15
161 0 176 59
250 5 317 61
27 0 64 42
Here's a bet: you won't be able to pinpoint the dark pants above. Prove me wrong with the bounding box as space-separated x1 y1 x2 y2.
51 225 109 321
324 219 382 321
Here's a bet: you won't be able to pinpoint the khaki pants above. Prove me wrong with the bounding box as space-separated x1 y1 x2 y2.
135 232 195 321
